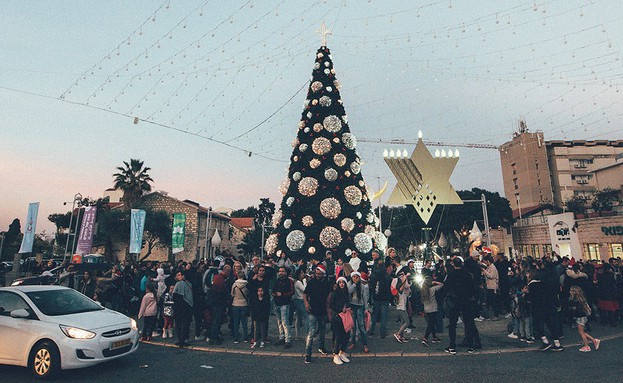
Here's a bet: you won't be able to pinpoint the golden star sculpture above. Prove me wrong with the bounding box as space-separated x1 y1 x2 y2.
384 136 462 224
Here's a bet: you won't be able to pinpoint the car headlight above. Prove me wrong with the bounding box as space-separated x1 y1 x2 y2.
60 325 96 339
10 280 23 286
130 318 138 331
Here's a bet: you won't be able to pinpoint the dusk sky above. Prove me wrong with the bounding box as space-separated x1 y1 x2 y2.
2 0 622 235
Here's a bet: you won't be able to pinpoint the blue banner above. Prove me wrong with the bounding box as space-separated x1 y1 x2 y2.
130 209 147 254
19 202 39 253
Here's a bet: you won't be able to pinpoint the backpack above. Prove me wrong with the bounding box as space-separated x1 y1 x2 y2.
390 278 399 297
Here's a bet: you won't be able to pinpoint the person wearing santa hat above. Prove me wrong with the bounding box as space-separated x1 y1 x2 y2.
303 264 332 364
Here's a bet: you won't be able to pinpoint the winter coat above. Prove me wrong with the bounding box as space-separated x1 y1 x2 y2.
139 292 158 318
272 276 294 306
250 296 270 322
347 280 369 309
231 279 250 307
483 263 499 291
421 283 443 313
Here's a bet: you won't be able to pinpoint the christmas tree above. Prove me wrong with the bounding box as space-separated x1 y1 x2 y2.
265 37 386 262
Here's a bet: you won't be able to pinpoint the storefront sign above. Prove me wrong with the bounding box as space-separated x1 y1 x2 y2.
547 212 581 258
601 226 623 236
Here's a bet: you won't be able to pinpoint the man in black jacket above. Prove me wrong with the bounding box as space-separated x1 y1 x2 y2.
273 266 294 348
369 259 392 338
444 257 480 354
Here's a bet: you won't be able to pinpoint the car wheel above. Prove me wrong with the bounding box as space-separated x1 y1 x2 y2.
30 341 60 379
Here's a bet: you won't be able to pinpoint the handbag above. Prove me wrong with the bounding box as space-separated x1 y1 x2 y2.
339 309 355 333
364 310 372 331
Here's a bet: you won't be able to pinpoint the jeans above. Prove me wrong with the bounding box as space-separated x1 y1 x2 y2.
370 300 389 337
231 306 249 341
292 299 307 337
486 289 501 318
331 316 348 354
305 313 327 356
424 312 439 339
448 304 479 348
275 304 291 343
349 305 368 345
210 305 225 341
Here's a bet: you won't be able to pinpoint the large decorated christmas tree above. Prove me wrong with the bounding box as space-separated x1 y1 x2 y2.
265 36 386 261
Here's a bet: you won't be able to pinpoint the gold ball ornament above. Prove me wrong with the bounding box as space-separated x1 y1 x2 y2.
319 226 342 249
334 153 346 167
298 177 318 197
310 158 321 169
302 215 314 226
320 197 341 219
313 123 323 132
312 137 331 155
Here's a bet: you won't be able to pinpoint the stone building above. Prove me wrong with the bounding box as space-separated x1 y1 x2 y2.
109 191 232 263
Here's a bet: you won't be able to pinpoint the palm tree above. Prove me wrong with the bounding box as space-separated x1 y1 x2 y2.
113 159 154 209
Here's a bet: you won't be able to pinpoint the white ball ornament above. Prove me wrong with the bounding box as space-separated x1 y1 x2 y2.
324 61 330 67
284 219 292 229
299 143 308 152
304 127 310 133
342 133 356 149
323 115 342 133
354 232 373 253
286 230 305 252
308 246 316 255
326 86 333 92
344 248 352 257
314 62 320 70
319 96 331 107
286 197 294 206
324 168 338 181
324 69 330 75
350 161 361 174
311 81 323 92
341 218 355 232
344 185 363 205
292 172 301 182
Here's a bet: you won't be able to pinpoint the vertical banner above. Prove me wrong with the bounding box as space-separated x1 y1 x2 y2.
76 206 97 255
18 202 39 253
130 209 147 254
172 213 186 254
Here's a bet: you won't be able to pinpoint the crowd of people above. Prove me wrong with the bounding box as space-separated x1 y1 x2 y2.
21 247 623 364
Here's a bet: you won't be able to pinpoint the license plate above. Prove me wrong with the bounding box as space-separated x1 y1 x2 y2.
110 338 131 350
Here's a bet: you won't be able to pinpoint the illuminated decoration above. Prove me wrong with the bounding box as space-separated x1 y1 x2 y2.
345 248 352 257
374 232 388 250
279 179 290 195
265 234 278 254
302 215 314 226
334 153 346 167
344 185 363 205
320 197 341 219
324 168 338 181
342 133 356 149
323 115 342 132
354 232 373 253
310 158 321 169
341 218 355 232
319 226 342 248
298 177 318 196
268 42 380 260
272 210 283 226
286 230 305 251
384 135 462 224
311 81 323 92
312 137 331 155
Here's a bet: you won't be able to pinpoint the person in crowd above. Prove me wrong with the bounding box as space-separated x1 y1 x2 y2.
303 264 332 364
392 270 411 344
524 269 562 352
273 266 295 349
231 270 250 344
250 287 270 348
173 270 193 347
208 264 231 345
80 270 97 300
329 276 351 365
482 255 501 320
58 264 77 289
323 251 336 280
569 286 600 352
161 284 175 339
596 264 619 326
139 283 158 341
349 250 362 274
369 259 392 339
292 268 308 339
347 271 370 353
420 276 443 346
445 257 480 354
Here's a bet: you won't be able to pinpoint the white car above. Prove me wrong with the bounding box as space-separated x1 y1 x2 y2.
0 285 139 378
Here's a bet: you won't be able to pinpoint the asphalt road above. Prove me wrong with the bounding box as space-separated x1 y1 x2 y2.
2 335 623 383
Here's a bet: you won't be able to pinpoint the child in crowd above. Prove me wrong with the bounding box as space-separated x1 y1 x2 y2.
161 284 175 339
569 286 600 352
393 271 411 343
138 284 158 341
250 287 270 348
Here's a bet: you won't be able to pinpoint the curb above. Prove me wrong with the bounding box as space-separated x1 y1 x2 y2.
143 331 623 358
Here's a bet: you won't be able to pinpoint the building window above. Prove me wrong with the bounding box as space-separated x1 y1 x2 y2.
532 244 541 259
611 243 623 258
584 244 600 261
544 244 552 256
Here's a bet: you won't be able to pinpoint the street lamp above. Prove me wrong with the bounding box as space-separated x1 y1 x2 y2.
63 193 82 261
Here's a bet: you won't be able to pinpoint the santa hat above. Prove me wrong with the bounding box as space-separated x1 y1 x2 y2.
316 264 327 274
482 247 492 254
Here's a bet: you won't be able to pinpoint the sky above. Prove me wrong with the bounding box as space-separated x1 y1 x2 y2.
1 0 622 236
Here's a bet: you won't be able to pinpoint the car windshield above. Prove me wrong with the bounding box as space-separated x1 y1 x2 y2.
25 289 104 316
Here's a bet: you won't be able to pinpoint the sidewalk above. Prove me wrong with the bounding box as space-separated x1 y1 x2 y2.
144 308 623 358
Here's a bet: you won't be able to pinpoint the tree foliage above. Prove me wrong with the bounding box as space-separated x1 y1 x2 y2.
591 188 621 212
113 159 153 209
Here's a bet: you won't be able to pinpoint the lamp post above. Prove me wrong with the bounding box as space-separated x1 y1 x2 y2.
203 207 212 261
63 193 82 261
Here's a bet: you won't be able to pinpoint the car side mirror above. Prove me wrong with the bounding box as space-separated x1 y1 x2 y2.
10 309 30 318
